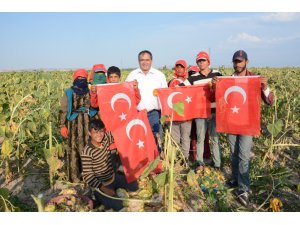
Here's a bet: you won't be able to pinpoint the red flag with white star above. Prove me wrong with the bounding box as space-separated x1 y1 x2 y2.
112 110 158 183
216 76 261 135
156 85 211 121
96 82 137 131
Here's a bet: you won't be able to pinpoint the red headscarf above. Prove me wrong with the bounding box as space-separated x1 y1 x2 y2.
173 59 188 79
73 69 88 80
89 64 107 82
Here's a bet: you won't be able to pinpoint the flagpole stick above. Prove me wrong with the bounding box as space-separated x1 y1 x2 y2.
167 111 175 212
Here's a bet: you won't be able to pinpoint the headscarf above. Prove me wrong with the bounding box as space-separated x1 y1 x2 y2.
173 59 188 79
73 68 88 80
71 69 89 96
89 64 107 84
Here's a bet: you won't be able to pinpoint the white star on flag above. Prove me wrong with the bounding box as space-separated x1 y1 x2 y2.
231 105 240 114
119 112 127 121
136 139 144 149
185 96 192 104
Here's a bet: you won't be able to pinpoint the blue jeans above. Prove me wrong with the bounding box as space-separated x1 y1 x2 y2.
94 173 139 211
195 113 221 167
228 134 253 192
147 110 162 153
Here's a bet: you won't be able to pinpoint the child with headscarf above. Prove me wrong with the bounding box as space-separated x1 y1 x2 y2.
168 60 192 161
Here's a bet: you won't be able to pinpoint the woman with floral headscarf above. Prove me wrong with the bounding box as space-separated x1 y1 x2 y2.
59 69 99 182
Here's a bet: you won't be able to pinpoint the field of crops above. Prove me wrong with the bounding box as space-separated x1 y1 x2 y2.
0 67 299 212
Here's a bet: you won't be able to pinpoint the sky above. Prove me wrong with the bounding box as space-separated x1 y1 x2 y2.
0 12 300 71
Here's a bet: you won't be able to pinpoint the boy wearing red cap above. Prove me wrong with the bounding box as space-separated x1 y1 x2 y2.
181 51 222 170
187 65 211 162
59 69 99 182
168 60 191 160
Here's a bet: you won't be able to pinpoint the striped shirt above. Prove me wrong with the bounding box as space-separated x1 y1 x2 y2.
81 132 115 188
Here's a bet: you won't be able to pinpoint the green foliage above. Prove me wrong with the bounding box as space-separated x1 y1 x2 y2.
0 188 18 212
160 115 171 124
186 170 200 190
0 188 9 199
140 156 160 179
1 139 12 160
44 144 64 187
154 171 168 187
267 119 283 137
0 68 299 212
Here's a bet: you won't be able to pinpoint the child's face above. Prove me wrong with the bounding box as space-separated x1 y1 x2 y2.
175 64 185 77
89 128 105 143
108 73 120 83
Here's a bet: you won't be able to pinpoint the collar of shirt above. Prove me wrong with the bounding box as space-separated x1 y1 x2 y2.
232 70 256 76
136 67 156 76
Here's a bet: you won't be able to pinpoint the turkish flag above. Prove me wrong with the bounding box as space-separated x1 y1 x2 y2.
156 84 211 121
216 76 261 136
112 110 158 182
96 82 137 131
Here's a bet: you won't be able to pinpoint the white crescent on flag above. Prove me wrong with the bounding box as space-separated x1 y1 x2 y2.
167 92 183 109
110 93 132 112
126 119 147 141
224 86 247 104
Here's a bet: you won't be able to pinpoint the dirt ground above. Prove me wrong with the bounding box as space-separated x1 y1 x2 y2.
1 149 299 212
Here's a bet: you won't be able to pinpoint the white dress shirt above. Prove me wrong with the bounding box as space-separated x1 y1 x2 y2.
126 67 167 111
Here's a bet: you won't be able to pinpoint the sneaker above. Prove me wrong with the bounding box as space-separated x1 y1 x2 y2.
237 191 249 207
225 180 238 188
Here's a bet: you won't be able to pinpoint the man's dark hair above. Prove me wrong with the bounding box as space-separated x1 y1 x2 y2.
138 50 152 60
89 119 105 131
107 66 121 78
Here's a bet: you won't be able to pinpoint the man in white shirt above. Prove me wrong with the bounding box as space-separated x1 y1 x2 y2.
125 50 168 152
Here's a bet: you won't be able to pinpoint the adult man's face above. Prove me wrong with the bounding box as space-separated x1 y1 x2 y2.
196 59 209 71
139 53 152 73
233 59 248 74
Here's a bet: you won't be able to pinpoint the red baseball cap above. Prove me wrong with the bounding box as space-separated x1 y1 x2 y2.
196 51 210 65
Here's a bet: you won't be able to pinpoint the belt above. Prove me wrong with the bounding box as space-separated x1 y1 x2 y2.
147 109 160 114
